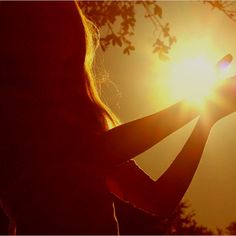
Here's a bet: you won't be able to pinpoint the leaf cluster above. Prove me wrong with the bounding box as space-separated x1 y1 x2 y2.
115 198 236 235
80 1 236 60
154 201 213 234
204 0 236 22
79 1 176 60
79 1 136 55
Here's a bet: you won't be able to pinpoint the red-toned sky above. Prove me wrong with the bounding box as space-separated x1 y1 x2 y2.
99 1 236 230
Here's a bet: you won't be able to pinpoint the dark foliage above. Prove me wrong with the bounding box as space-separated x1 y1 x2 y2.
204 1 236 22
114 197 213 235
226 221 236 235
79 1 236 60
79 1 176 60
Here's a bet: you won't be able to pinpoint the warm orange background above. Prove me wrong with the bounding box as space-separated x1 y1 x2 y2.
99 1 236 230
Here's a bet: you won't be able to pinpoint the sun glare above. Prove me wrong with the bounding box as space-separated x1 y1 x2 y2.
168 56 219 106
151 37 234 111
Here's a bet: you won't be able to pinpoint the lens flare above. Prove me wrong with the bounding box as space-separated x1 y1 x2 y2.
168 56 219 106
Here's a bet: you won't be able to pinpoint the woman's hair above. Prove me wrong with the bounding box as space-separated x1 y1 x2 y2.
76 2 119 130
0 1 119 132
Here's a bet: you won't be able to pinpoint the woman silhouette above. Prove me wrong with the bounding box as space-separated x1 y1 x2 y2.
0 1 236 234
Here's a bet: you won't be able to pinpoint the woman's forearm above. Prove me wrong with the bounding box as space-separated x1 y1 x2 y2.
99 100 199 166
151 116 213 216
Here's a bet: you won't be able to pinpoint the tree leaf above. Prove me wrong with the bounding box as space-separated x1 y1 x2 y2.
154 4 162 18
163 23 170 37
129 45 135 51
116 37 122 47
123 47 130 55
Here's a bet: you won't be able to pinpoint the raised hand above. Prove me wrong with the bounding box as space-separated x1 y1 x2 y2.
207 75 236 122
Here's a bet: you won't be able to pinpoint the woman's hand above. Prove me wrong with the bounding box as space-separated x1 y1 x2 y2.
204 75 236 124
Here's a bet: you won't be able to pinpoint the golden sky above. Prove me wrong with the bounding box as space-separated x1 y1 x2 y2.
100 1 236 230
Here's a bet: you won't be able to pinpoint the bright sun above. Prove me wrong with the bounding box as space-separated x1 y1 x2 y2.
168 56 219 106
162 37 235 109
151 37 235 111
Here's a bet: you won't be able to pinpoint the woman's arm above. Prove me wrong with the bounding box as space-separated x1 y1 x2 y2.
107 76 236 217
149 115 213 216
98 76 236 167
107 115 213 217
98 100 199 166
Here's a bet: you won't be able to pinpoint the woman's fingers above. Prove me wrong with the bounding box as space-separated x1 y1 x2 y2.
216 54 233 71
207 75 236 122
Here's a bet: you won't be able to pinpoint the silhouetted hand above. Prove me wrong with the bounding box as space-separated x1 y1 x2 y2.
205 75 236 124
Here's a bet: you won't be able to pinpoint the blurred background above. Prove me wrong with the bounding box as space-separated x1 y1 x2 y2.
81 1 236 234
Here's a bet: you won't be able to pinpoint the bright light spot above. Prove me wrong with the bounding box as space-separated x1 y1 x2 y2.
150 37 235 111
168 56 218 106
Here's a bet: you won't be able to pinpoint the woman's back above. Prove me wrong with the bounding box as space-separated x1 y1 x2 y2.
1 105 119 234
0 2 119 234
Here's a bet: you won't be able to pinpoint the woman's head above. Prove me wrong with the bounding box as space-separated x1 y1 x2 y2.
0 1 86 91
0 1 118 131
